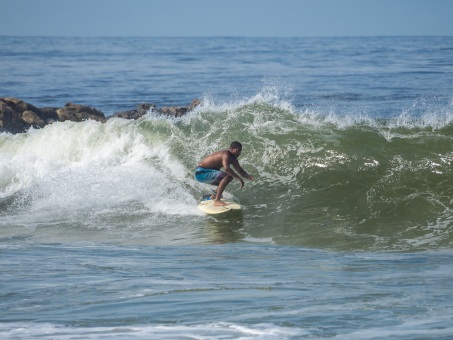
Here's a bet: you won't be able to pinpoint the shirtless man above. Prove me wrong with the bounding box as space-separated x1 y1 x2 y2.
194 141 255 206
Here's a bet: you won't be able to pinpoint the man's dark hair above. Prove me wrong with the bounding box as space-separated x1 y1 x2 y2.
230 141 242 149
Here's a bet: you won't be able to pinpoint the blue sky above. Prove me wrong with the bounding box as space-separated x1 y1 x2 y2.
2 0 453 37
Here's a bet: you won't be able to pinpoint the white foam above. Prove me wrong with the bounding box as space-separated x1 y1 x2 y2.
0 322 307 339
0 118 198 221
333 315 453 339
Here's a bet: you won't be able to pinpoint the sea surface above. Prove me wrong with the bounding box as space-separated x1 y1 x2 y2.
1 36 453 339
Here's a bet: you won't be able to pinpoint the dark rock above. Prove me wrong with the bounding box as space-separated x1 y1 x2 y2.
110 103 156 120
0 100 19 132
0 97 48 133
159 99 202 117
159 106 188 117
2 97 40 113
1 98 202 134
111 100 201 120
40 107 59 123
56 102 106 123
188 99 202 111
21 110 46 128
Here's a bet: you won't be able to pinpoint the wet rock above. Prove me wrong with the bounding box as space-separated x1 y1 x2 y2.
111 99 202 119
56 102 106 123
0 100 18 132
188 99 202 111
159 106 188 117
40 107 59 124
1 97 202 134
158 99 202 117
110 103 156 120
20 110 46 128
0 97 48 133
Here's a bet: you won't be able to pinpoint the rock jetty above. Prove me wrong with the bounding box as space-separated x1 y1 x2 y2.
0 98 201 134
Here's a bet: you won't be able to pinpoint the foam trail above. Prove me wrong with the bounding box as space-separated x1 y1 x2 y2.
0 118 199 226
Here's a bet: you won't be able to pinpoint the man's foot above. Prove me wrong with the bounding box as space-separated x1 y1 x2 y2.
214 200 228 207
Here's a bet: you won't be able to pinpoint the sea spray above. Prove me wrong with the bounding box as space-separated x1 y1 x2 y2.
1 92 452 250
3 35 453 339
0 118 200 243
175 95 453 250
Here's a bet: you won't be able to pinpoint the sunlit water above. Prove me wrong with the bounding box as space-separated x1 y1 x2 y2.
1 36 453 338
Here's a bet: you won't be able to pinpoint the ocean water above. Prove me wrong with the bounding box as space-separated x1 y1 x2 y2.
1 36 453 339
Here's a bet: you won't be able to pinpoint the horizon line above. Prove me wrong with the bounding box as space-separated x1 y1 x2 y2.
1 34 453 39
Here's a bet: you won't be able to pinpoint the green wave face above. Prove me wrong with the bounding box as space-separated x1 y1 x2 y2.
170 98 453 251
1 97 452 251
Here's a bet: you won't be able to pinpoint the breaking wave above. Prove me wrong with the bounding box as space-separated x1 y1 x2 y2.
1 91 452 250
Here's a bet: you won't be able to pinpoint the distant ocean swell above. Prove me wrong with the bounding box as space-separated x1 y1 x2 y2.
1 94 452 250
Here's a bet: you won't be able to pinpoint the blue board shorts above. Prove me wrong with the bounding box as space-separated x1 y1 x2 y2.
194 167 228 185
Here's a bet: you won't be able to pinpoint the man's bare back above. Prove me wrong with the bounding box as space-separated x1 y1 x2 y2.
198 150 238 171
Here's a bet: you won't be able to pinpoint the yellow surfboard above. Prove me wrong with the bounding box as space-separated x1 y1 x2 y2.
197 195 241 215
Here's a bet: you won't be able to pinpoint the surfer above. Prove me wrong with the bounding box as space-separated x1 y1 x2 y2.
195 141 254 206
